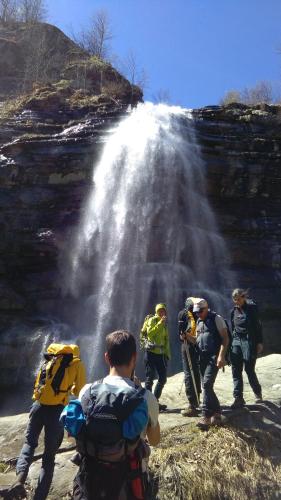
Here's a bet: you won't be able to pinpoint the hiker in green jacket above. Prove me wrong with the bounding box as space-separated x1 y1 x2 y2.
142 303 171 411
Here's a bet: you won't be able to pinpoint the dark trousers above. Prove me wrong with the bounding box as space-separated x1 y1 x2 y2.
181 343 201 407
16 402 64 500
230 342 262 398
145 351 167 400
199 353 220 417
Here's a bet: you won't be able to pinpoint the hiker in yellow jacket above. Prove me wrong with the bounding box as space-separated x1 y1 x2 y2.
11 343 86 500
143 303 170 411
70 344 87 398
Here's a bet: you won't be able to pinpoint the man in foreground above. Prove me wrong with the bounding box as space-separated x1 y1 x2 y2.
74 330 160 499
193 299 229 429
10 343 86 500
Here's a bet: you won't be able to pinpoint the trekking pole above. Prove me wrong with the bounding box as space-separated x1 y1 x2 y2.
179 375 185 395
183 340 200 407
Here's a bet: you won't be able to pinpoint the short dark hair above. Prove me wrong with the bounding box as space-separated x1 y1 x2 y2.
105 330 136 366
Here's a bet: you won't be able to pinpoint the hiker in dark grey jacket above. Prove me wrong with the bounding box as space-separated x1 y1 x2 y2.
192 299 229 430
230 288 263 409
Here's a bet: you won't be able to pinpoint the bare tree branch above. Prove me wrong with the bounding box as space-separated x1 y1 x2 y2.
119 50 148 91
221 81 274 106
18 0 47 24
153 88 171 104
0 0 18 23
72 9 113 60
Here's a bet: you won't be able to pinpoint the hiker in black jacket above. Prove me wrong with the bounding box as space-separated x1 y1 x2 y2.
230 288 263 409
178 297 201 416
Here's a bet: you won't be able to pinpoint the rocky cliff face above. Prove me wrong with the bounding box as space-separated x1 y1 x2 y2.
0 94 281 391
0 95 132 391
192 103 281 352
0 20 143 392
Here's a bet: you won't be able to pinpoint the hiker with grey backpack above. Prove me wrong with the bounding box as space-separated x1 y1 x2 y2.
66 330 160 500
230 288 263 409
191 299 229 430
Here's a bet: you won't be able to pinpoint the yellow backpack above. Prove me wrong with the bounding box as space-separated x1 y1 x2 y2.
33 343 78 405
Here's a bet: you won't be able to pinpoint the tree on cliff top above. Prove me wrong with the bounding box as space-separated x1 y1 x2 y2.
221 80 273 105
117 50 148 91
19 0 47 23
0 0 18 23
0 0 47 24
73 9 113 60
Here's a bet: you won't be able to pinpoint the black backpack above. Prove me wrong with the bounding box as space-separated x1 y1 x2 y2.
74 381 150 500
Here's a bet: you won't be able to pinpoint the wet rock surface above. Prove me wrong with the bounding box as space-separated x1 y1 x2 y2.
0 354 280 499
192 103 281 352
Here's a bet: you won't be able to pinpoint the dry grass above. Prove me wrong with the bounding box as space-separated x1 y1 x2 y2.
0 95 26 121
150 424 281 500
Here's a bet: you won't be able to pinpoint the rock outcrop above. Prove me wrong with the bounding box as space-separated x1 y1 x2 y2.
1 354 281 499
1 100 281 391
0 21 143 392
1 101 281 391
0 22 141 102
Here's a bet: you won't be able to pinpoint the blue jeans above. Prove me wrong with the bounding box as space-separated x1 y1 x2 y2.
16 402 64 500
181 343 201 407
230 341 262 398
199 353 220 417
144 351 167 400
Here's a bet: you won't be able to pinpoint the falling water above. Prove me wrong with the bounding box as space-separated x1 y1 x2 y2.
65 102 232 374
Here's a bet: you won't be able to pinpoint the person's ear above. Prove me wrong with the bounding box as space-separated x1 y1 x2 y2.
105 352 110 366
132 352 137 367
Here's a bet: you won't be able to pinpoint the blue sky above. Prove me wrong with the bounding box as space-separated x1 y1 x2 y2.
47 0 281 108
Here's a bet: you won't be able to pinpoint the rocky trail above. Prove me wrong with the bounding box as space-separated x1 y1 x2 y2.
0 354 281 499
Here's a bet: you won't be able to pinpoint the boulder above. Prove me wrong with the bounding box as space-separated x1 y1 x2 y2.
0 354 280 499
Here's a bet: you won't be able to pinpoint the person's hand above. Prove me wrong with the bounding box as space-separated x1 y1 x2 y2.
217 355 226 369
180 333 186 341
160 316 167 324
186 332 196 344
257 343 263 355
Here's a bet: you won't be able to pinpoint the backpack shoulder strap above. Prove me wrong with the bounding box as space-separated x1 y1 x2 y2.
81 379 104 412
51 353 73 395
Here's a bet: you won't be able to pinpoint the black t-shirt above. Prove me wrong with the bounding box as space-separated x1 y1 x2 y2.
231 301 263 343
178 308 193 342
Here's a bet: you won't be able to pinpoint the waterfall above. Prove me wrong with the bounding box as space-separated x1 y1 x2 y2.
64 102 232 375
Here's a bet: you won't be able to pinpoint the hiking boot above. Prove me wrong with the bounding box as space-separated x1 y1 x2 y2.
7 473 27 499
211 413 223 426
196 416 211 430
231 396 245 409
158 403 167 412
181 405 197 417
254 393 263 403
7 484 26 499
